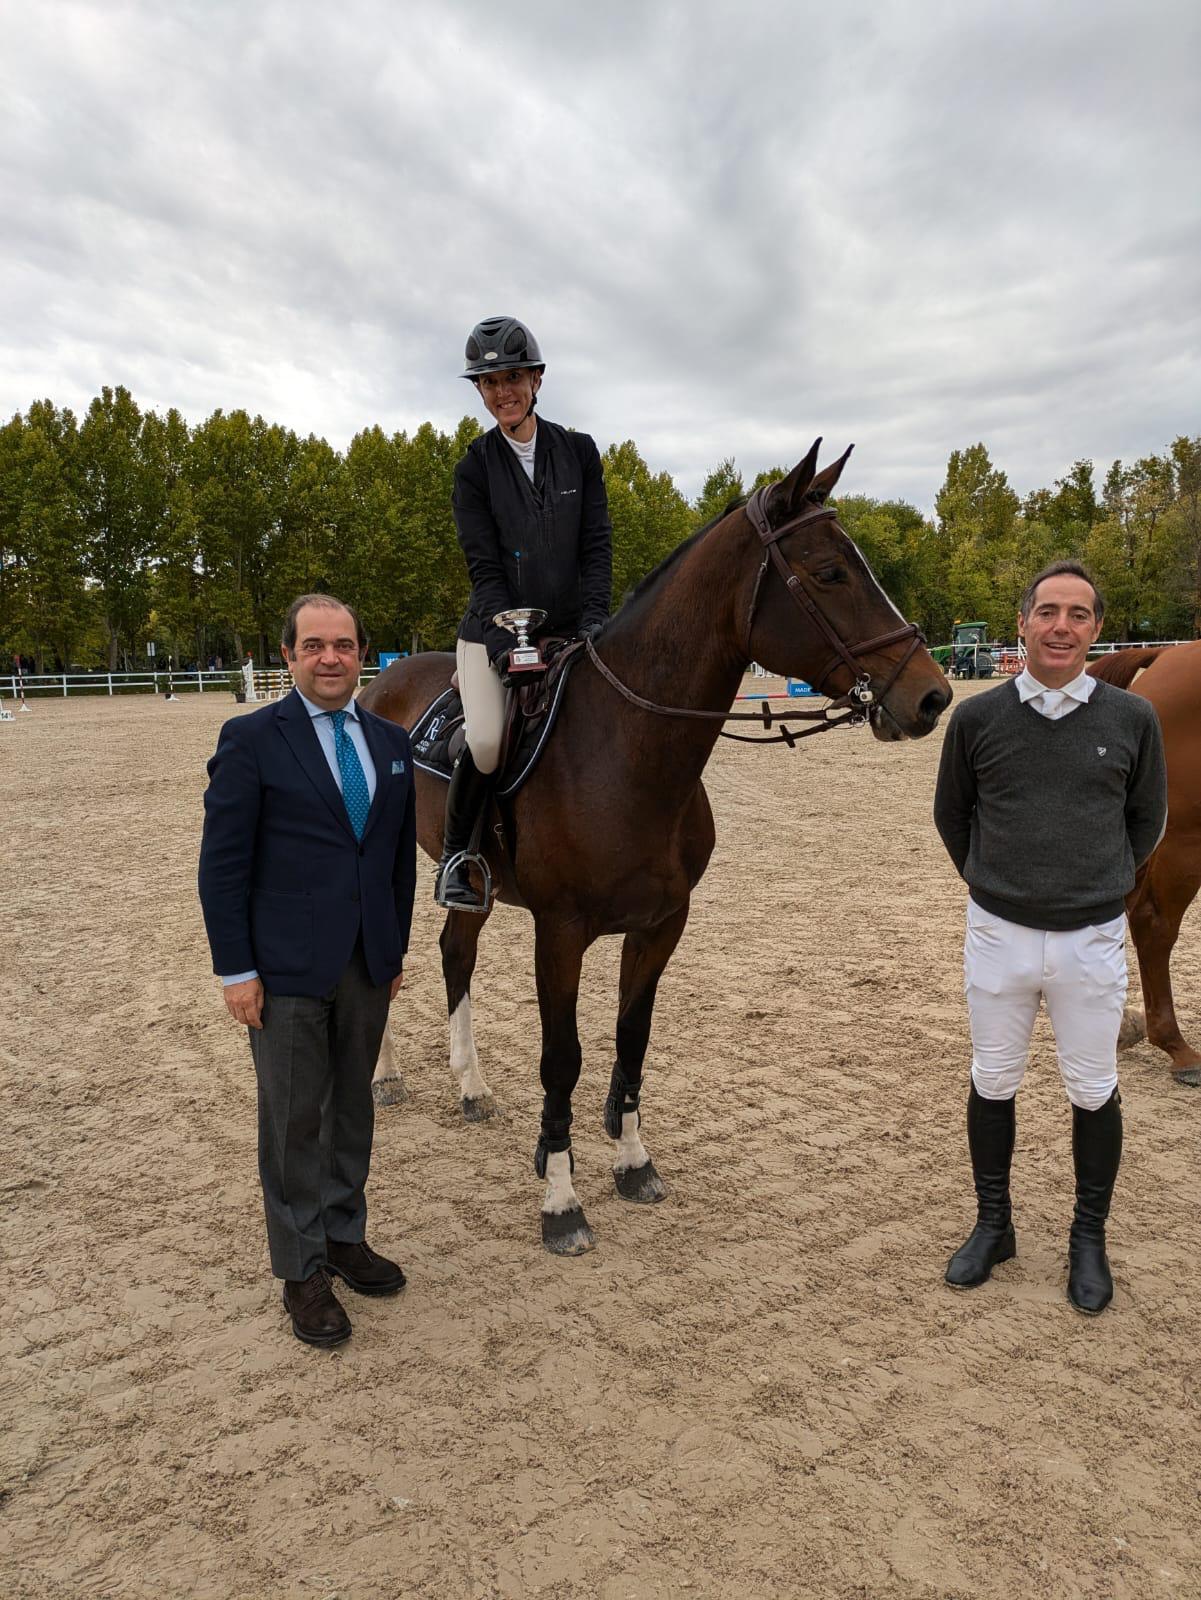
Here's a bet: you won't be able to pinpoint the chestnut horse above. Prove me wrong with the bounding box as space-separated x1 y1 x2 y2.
360 441 951 1251
1089 642 1201 1085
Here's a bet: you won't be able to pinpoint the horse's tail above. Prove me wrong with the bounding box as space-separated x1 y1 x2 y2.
1087 647 1165 688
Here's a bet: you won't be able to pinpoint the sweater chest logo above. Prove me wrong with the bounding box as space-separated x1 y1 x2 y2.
1097 746 1107 756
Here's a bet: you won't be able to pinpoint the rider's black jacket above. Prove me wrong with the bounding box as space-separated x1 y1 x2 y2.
452 419 613 663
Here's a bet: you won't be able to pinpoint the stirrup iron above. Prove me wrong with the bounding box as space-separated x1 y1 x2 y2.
434 848 493 913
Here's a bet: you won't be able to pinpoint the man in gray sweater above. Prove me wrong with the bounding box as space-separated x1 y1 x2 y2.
933 561 1166 1315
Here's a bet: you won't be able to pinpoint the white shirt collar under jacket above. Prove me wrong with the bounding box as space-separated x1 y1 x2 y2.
502 422 538 482
1015 667 1095 719
296 688 361 723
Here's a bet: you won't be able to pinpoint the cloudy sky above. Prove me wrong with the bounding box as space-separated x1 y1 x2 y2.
2 0 1197 509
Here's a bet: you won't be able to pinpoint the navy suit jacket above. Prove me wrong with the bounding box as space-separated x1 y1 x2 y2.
198 689 417 997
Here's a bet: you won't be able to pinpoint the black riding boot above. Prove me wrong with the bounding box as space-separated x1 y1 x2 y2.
945 1084 1017 1288
1068 1089 1122 1316
434 750 496 912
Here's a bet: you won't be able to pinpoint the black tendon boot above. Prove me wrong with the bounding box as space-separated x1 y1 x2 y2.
1068 1089 1122 1316
945 1085 1017 1289
434 750 496 912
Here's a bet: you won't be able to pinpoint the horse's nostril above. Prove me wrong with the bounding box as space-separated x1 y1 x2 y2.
920 688 951 723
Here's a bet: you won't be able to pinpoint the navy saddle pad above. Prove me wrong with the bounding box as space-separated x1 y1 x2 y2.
410 649 582 800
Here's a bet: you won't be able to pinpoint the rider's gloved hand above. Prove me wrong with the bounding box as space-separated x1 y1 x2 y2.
577 620 606 644
491 648 518 688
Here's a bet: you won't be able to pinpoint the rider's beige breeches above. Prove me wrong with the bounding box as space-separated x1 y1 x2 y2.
456 639 507 775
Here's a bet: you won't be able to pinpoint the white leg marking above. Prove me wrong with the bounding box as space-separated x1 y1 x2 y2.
541 1148 582 1216
373 1019 397 1087
449 994 490 1102
613 1110 650 1174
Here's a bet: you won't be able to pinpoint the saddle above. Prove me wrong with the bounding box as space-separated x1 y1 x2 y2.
410 638 585 798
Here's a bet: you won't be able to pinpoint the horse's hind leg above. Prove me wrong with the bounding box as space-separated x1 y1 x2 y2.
1128 845 1201 1086
534 918 594 1255
441 907 498 1120
606 902 689 1204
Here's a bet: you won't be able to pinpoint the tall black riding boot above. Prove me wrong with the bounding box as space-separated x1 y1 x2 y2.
1067 1089 1122 1316
945 1084 1017 1289
434 749 496 912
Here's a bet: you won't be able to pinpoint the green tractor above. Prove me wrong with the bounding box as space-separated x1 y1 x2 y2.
931 621 997 680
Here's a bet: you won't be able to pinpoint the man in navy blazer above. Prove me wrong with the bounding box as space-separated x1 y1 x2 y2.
199 593 416 1347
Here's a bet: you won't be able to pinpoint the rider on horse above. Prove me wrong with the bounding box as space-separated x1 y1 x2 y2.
435 316 614 911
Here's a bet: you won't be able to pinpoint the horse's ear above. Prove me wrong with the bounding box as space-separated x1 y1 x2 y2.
807 444 854 505
768 438 823 521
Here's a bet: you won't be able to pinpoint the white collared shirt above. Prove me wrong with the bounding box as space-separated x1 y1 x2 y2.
1015 666 1096 720
502 421 537 482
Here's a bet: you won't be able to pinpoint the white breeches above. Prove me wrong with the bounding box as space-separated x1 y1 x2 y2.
456 639 507 775
964 900 1127 1111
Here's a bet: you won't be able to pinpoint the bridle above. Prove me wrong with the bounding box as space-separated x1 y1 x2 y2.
741 488 925 705
585 487 927 746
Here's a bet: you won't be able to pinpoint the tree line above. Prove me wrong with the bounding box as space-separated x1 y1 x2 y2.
0 385 1197 672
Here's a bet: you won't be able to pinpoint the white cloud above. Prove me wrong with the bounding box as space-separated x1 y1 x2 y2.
1 0 1197 509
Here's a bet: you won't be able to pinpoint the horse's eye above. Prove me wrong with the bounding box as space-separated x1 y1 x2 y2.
815 566 846 585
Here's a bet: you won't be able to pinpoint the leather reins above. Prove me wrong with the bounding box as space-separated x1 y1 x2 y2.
585 487 927 747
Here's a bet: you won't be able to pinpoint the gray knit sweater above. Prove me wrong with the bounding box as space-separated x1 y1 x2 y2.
933 678 1167 930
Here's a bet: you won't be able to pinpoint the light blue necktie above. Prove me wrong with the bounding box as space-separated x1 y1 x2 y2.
328 710 370 839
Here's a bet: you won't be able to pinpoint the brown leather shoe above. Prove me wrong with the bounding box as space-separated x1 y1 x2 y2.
282 1269 352 1347
326 1239 406 1296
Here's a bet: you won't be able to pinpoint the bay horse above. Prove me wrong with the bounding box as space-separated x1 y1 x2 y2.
1088 642 1201 1085
360 440 952 1252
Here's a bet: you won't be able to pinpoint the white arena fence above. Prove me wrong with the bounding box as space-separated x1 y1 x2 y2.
1 667 384 699
2 641 1194 703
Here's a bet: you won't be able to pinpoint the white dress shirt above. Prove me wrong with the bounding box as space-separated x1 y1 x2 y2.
222 688 376 985
1014 667 1096 721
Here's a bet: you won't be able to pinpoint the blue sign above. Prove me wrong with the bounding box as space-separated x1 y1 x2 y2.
787 678 818 697
378 652 402 669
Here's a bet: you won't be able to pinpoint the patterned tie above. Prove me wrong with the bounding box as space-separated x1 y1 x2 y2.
328 710 371 839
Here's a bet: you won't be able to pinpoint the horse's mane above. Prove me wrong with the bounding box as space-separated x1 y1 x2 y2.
1087 646 1164 688
613 496 748 621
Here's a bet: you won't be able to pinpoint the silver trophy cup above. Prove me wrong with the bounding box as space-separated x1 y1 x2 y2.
493 607 549 675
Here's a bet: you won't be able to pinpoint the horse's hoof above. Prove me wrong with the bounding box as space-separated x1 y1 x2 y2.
541 1207 596 1255
1117 1008 1147 1051
372 1076 408 1107
614 1160 667 1204
1170 1065 1201 1088
462 1094 499 1123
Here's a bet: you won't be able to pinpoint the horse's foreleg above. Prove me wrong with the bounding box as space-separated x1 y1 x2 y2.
371 1017 408 1107
606 902 689 1203
534 919 593 1255
441 907 498 1119
1128 847 1201 1086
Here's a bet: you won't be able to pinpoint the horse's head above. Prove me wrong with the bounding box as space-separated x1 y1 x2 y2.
737 440 951 740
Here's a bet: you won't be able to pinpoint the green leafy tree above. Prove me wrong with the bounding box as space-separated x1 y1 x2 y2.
1086 453 1179 640
77 386 164 666
693 458 744 527
603 439 693 606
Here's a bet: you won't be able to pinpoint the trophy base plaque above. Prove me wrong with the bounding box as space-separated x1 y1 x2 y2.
494 608 549 676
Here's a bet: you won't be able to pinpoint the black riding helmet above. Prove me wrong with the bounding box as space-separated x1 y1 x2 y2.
462 316 545 379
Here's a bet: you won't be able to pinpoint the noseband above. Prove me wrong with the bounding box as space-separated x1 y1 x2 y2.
741 487 925 709
584 488 928 746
